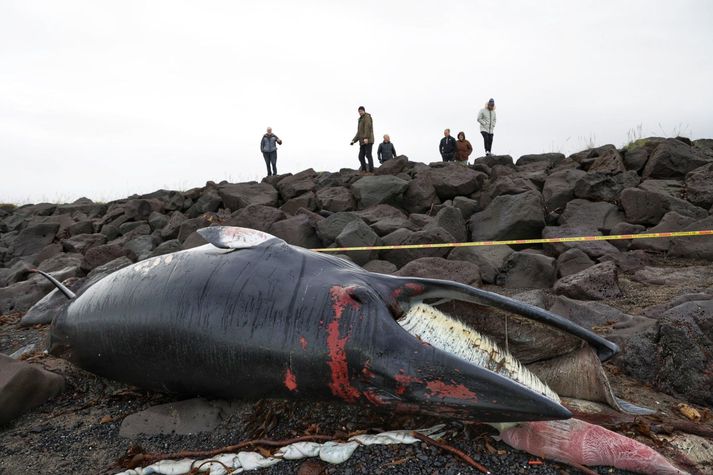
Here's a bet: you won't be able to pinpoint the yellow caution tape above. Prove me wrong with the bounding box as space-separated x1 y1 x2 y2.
312 229 713 253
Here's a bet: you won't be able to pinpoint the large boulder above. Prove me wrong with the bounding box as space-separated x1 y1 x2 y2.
218 182 279 211
61 233 107 254
81 244 127 271
315 186 355 213
630 212 696 253
517 152 565 167
587 148 626 174
227 204 286 232
355 204 407 225
374 155 408 175
558 199 624 232
119 398 239 438
269 215 322 249
553 261 622 300
452 196 479 220
280 191 317 215
316 212 361 244
620 187 707 225
423 165 486 200
470 190 545 241
638 179 684 198
425 206 467 242
334 219 382 265
276 169 317 201
447 245 513 284
0 354 64 425
351 175 409 208
0 277 56 314
685 163 713 209
542 169 587 211
395 257 481 286
177 216 213 243
381 227 455 269
479 175 537 209
12 223 59 257
556 248 595 278
542 225 620 259
124 199 153 221
669 216 713 259
125 235 158 261
608 222 646 251
573 171 639 202
362 260 397 274
159 211 188 240
619 300 713 407
496 251 556 289
642 138 713 179
402 176 440 214
185 189 222 218
474 154 515 169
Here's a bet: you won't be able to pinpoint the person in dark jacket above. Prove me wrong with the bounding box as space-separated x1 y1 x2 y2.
377 134 397 164
439 129 457 162
455 131 473 164
260 127 282 176
350 106 375 173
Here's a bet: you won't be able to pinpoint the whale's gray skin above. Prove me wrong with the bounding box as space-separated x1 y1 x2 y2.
48 226 619 423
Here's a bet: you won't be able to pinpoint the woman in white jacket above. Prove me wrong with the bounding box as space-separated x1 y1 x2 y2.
477 98 497 155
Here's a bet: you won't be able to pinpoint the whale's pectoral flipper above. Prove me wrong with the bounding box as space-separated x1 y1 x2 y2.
197 226 279 249
33 270 76 300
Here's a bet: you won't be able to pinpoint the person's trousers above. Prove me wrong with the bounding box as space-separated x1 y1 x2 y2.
481 132 494 153
263 151 277 176
441 153 455 162
358 143 374 172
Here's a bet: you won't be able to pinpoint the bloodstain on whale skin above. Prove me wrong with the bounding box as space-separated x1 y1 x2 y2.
284 368 298 392
326 286 362 402
425 380 478 401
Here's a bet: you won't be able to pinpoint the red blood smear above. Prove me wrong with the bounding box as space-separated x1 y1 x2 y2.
326 286 361 402
299 336 308 350
425 380 478 401
284 368 298 392
499 419 686 475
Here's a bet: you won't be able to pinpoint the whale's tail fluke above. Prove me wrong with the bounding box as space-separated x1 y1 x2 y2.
33 270 76 300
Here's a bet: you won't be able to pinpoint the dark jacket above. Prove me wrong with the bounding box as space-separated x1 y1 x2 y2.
455 139 473 161
261 134 282 153
439 136 457 157
352 113 374 144
377 142 397 162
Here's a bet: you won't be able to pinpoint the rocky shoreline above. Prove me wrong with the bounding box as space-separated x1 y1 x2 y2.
2 136 713 474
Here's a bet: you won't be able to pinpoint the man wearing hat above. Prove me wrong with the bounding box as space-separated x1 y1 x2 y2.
477 98 497 155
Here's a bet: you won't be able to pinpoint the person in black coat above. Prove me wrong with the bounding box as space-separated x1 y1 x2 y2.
377 134 397 164
439 129 457 162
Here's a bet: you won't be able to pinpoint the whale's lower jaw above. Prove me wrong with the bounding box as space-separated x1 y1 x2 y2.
399 303 560 404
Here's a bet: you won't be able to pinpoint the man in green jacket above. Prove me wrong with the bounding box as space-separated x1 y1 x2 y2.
350 106 375 173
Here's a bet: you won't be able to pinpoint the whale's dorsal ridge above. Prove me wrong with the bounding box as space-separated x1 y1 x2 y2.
197 226 279 249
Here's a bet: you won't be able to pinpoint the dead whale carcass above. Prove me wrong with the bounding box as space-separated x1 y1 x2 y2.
40 226 686 474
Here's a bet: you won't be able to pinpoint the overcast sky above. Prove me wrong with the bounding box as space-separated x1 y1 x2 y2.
1 1 712 204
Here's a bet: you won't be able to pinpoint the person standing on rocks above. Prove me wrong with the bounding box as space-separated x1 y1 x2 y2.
377 134 397 164
455 131 473 165
439 129 457 162
350 106 375 173
260 127 283 177
477 98 497 155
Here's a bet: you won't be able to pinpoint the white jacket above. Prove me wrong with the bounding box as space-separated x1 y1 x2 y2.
477 107 497 134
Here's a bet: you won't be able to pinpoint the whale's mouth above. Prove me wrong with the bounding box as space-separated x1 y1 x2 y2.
398 303 560 405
